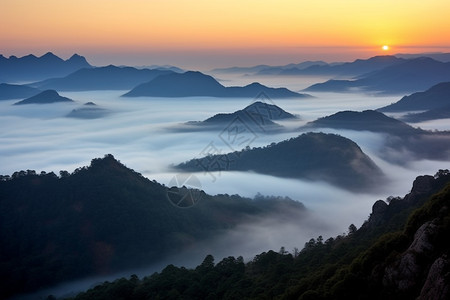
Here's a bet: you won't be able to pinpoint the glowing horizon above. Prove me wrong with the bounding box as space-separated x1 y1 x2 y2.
1 0 450 68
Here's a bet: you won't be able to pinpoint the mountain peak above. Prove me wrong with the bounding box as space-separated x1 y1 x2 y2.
245 82 264 88
68 53 90 65
14 89 74 105
40 52 62 62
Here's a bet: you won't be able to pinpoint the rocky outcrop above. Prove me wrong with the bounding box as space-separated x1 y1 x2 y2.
365 175 445 229
367 200 388 226
419 255 450 300
380 215 449 299
382 221 438 293
405 175 435 201
359 173 450 299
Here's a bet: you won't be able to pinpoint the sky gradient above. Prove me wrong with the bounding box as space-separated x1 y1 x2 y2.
2 0 450 68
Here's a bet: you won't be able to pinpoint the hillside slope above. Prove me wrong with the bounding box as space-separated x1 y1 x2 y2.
67 170 450 300
0 155 306 299
176 132 384 191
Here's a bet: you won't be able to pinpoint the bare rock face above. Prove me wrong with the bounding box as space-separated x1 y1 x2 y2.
409 221 437 254
405 175 435 202
419 255 450 300
367 200 388 226
383 252 421 292
382 221 439 294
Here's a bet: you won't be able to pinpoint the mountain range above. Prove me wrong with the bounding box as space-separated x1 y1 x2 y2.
176 132 384 191
123 71 309 98
30 65 174 91
0 52 91 83
0 155 307 299
13 89 74 105
304 57 450 94
269 55 405 77
211 61 328 75
395 52 450 62
211 56 405 77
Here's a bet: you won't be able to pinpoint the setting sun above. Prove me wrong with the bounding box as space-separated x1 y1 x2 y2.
382 45 390 51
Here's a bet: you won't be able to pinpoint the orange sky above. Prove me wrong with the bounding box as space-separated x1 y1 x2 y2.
1 0 450 68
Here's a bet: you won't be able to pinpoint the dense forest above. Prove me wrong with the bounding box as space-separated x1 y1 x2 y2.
0 155 307 299
66 170 450 300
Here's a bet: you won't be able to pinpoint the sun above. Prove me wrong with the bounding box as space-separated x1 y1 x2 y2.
382 45 389 51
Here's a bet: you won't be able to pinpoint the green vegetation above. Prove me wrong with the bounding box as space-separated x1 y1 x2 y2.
66 170 450 300
0 155 306 298
177 132 384 191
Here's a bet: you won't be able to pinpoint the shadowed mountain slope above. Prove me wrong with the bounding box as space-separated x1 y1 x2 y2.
176 132 384 191
0 155 307 298
123 71 309 98
13 89 74 105
182 101 298 133
379 82 450 112
0 83 41 100
31 65 174 91
304 110 450 163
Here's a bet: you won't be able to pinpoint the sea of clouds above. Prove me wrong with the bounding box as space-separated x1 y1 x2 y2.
3 76 449 299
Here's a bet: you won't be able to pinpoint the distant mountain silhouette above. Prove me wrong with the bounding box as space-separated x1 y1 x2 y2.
211 61 328 75
395 52 450 62
66 102 110 119
31 65 174 91
0 154 307 298
176 132 384 191
304 110 450 163
256 61 329 75
13 90 74 105
145 64 184 73
123 71 308 98
183 101 298 132
0 52 92 83
211 56 400 77
211 64 274 74
305 57 450 94
379 82 450 112
0 83 41 100
282 55 405 77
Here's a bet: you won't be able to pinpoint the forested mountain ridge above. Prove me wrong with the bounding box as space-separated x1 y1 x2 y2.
304 110 450 163
0 155 307 299
176 132 384 191
67 170 450 300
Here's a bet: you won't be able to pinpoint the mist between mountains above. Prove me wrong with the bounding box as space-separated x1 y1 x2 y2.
166 91 282 208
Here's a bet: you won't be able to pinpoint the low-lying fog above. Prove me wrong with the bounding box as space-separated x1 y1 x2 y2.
2 77 449 299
